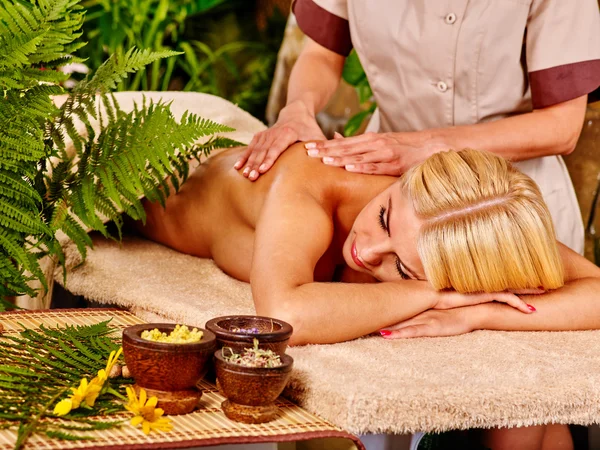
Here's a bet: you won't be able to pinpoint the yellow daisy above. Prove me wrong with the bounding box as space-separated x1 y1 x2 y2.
53 347 124 416
125 386 172 435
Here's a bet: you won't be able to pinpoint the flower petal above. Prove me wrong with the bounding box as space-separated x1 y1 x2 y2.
142 420 151 435
53 399 73 416
146 396 158 408
131 416 144 426
139 388 147 406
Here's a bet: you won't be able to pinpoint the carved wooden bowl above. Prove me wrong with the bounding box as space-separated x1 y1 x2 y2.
205 315 293 356
214 349 293 424
122 323 216 415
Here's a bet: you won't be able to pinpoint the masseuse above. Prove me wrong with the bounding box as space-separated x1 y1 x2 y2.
235 0 600 253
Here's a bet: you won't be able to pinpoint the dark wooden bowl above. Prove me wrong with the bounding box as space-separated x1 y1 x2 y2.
122 323 216 392
214 349 293 424
205 315 293 356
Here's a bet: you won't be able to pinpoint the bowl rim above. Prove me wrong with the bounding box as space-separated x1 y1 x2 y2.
205 315 293 341
122 323 216 351
213 348 294 373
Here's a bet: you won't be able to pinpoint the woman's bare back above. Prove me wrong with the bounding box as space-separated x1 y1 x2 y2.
137 144 394 283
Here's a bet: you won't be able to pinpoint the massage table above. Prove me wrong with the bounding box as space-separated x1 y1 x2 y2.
28 92 600 444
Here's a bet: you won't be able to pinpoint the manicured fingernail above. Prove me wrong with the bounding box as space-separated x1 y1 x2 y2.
305 142 317 149
250 170 258 179
380 330 391 336
259 164 267 172
234 160 242 169
243 167 250 176
345 164 356 171
527 304 536 312
322 157 334 164
307 149 319 157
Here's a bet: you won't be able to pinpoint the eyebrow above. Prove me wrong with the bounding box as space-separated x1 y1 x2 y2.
388 195 418 280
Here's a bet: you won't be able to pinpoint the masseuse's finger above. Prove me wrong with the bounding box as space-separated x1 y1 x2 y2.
244 141 269 180
305 133 377 157
346 162 401 175
258 135 297 174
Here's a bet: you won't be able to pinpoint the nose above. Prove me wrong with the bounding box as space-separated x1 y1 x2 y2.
360 239 391 268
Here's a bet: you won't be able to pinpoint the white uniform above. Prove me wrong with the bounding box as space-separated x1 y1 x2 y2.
293 0 600 253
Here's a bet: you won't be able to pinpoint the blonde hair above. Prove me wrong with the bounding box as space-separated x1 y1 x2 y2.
402 149 564 293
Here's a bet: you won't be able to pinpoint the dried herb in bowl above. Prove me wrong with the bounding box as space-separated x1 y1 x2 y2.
222 338 283 368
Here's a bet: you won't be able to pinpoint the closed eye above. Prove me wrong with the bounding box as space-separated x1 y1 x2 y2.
378 205 388 235
395 256 410 280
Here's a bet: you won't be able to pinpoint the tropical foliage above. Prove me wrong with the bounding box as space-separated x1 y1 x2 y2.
76 0 286 119
341 50 376 136
0 0 240 304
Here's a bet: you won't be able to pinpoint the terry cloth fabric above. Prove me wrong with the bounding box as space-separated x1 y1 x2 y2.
56 234 600 435
46 91 600 435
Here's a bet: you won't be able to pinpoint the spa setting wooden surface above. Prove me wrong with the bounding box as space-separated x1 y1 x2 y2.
0 309 363 450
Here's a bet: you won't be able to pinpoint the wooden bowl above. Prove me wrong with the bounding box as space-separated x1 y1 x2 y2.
122 323 216 414
205 315 292 356
214 349 293 424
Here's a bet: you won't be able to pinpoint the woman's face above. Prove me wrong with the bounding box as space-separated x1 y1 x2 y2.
343 181 426 282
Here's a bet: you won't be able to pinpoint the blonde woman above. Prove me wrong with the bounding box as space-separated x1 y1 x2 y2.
139 143 600 343
138 143 598 450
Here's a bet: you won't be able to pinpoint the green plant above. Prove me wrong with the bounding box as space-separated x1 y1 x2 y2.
0 320 128 449
79 0 227 91
341 50 376 136
78 0 286 120
0 0 240 303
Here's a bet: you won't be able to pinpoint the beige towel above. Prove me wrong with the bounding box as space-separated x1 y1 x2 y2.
49 92 600 434
58 234 600 434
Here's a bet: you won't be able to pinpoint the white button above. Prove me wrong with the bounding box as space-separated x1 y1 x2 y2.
437 81 448 92
445 13 456 24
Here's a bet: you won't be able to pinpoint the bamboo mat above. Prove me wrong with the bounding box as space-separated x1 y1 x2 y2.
0 309 363 450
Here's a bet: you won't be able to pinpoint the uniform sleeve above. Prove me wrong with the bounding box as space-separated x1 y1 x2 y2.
526 0 600 109
292 0 352 56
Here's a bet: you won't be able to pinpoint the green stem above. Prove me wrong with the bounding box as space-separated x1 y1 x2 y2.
105 387 127 401
14 387 68 450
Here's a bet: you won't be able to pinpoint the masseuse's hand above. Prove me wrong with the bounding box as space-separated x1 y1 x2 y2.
305 131 434 176
234 101 326 181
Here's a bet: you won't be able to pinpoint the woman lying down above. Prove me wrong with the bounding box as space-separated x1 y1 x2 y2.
137 143 600 347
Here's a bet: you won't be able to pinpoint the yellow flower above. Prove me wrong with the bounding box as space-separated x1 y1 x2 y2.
53 398 73 416
104 347 123 377
53 347 123 416
125 386 172 435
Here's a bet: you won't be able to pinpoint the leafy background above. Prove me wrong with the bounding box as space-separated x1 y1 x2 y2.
74 0 287 121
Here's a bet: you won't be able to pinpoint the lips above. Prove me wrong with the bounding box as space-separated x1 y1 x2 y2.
351 241 365 268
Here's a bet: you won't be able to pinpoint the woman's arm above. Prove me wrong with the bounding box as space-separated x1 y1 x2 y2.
305 95 588 175
250 161 530 345
382 243 600 338
235 39 345 180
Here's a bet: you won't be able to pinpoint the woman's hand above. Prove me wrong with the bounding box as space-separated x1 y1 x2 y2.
381 289 544 339
305 131 437 175
434 289 541 314
380 307 477 338
234 101 326 181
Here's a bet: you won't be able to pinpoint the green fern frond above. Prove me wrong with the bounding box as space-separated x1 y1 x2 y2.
82 47 182 93
44 430 95 441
